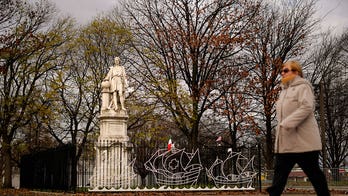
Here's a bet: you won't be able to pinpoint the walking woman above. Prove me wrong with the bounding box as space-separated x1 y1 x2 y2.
266 61 330 196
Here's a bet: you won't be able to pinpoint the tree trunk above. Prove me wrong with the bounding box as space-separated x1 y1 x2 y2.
264 114 274 170
1 136 12 188
189 131 198 151
319 81 327 169
71 152 77 191
140 176 146 188
0 149 3 188
189 120 200 150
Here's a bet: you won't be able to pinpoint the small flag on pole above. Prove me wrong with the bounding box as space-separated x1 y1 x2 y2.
167 138 173 151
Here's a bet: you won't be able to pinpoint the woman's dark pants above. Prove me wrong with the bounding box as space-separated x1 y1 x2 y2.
266 151 330 196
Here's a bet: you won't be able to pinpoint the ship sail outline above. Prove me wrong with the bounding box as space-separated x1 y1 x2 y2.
144 148 203 186
206 151 257 187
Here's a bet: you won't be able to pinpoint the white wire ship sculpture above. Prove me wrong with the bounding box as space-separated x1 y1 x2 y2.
206 150 257 188
144 148 203 186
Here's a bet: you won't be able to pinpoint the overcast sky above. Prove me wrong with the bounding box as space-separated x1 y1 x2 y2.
49 0 347 35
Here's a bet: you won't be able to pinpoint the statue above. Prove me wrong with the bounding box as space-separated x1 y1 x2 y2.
102 57 128 111
92 58 132 190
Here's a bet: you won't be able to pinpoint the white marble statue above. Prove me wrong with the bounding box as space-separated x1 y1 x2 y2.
102 57 128 111
92 57 132 190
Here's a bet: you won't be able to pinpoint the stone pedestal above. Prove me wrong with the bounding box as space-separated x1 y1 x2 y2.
90 110 135 189
99 110 129 142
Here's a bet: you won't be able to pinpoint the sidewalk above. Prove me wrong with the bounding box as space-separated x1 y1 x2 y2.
25 189 348 196
0 188 347 195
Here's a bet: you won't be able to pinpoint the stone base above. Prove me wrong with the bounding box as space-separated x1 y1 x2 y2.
90 139 135 188
99 109 128 141
90 108 134 188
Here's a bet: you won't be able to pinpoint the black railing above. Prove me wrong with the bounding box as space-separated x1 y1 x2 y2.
20 144 76 191
78 143 259 189
19 143 348 191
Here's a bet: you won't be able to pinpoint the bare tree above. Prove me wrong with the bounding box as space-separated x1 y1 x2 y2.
242 0 319 169
0 0 19 33
0 0 73 187
210 62 258 151
123 0 260 149
306 31 348 176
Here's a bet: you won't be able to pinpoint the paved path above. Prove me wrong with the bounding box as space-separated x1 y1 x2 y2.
1 188 347 195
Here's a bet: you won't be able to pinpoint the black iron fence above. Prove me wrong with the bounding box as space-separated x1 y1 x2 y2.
20 144 76 191
19 142 348 191
76 142 262 190
77 143 348 190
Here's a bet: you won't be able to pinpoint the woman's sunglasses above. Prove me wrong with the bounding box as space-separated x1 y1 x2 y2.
281 68 293 74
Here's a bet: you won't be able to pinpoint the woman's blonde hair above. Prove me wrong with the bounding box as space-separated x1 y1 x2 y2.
282 60 303 77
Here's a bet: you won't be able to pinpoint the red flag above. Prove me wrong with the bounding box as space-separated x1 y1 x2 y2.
167 138 172 151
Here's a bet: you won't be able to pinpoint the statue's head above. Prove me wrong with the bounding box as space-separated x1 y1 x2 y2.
114 57 120 66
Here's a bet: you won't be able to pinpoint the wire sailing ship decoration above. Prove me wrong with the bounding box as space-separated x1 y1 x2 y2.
144 148 203 186
90 146 257 191
206 150 257 188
